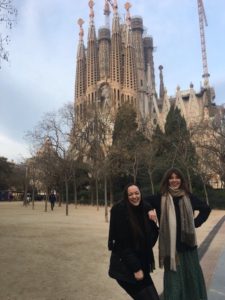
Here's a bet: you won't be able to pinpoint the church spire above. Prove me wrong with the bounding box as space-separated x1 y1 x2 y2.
87 0 99 89
110 0 122 86
123 2 137 93
88 0 96 41
75 18 86 120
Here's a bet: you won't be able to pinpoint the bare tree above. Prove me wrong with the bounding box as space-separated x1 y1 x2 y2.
192 118 225 189
62 103 89 209
26 107 71 214
0 0 17 67
26 102 90 215
86 109 112 210
77 104 113 220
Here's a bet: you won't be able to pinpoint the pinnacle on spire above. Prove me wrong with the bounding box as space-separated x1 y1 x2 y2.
104 0 110 16
104 0 111 28
113 0 118 14
88 0 95 24
124 2 132 26
78 18 85 41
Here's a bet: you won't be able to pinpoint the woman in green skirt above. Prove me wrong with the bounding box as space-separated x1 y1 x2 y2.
146 167 211 300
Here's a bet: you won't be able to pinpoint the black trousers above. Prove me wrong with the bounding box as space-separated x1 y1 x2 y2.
117 273 154 298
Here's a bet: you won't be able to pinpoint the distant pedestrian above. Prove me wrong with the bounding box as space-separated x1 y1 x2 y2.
49 192 56 211
26 193 31 204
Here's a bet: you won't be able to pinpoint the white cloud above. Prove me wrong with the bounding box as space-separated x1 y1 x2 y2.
0 133 29 162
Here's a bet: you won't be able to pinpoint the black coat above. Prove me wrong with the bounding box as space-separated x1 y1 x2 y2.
108 200 158 283
49 193 56 203
145 193 211 252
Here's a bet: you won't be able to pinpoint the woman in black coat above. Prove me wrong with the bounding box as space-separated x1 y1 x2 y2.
146 167 211 300
108 184 159 300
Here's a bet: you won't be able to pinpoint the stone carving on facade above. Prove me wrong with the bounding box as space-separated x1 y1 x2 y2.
100 84 111 109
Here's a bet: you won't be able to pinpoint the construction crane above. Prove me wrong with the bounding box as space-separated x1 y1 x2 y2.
197 0 210 85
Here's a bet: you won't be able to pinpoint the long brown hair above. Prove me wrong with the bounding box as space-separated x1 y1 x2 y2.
160 167 190 194
123 183 147 245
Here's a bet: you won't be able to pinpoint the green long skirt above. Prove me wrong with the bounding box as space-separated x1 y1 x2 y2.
163 249 207 300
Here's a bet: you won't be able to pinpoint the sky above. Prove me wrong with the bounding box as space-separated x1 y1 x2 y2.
0 0 225 162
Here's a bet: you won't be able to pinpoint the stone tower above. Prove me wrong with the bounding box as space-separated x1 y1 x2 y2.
74 0 156 124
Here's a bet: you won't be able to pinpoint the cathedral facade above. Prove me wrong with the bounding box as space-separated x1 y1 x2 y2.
74 0 222 132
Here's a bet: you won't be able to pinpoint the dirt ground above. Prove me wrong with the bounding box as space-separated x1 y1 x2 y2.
0 201 224 300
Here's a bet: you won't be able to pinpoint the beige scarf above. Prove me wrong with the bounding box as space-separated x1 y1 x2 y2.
159 189 197 271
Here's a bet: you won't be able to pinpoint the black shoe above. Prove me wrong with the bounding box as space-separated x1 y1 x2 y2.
134 285 160 300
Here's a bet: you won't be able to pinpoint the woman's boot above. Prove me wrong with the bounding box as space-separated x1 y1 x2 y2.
134 284 160 300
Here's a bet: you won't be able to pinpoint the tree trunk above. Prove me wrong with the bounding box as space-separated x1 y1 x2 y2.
104 175 108 222
65 180 69 216
148 169 155 194
186 168 192 193
201 175 209 204
32 186 35 210
58 191 62 207
23 166 28 206
109 177 113 207
95 177 99 211
74 177 78 209
45 190 48 212
132 164 137 184
90 184 94 206
132 155 138 184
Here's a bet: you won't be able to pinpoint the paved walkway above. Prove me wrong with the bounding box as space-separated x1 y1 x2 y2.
199 214 225 299
202 214 225 300
0 203 223 300
208 244 225 300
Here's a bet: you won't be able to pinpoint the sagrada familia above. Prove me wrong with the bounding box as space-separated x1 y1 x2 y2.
74 0 224 132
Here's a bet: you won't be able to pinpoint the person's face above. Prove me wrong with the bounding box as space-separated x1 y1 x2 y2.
168 172 181 190
127 185 141 206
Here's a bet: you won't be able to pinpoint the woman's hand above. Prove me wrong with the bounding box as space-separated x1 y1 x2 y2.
148 209 158 223
134 269 144 281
